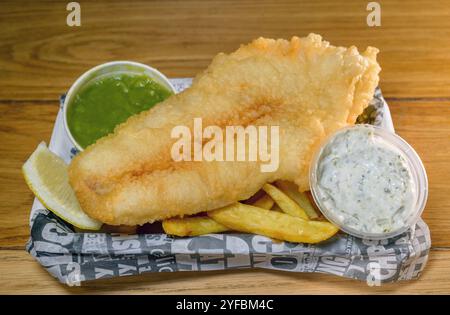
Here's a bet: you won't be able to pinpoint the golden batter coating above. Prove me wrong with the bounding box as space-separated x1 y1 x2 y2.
68 34 380 225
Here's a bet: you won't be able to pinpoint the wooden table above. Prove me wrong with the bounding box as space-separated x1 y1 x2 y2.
1 0 449 294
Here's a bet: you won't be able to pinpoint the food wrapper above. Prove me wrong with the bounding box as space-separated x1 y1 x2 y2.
26 79 431 286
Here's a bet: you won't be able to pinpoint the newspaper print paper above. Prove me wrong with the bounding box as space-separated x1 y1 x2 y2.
26 79 431 286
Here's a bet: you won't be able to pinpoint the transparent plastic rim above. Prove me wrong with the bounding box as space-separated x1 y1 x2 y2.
309 124 428 240
63 61 176 151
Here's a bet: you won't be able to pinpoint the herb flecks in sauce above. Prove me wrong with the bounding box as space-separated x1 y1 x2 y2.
67 73 172 148
316 126 416 234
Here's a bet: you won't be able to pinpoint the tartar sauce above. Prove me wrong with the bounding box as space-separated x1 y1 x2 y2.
314 125 416 235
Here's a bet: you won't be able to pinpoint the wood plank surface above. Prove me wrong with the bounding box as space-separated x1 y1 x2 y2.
1 249 449 294
388 101 450 246
2 0 450 99
0 0 449 294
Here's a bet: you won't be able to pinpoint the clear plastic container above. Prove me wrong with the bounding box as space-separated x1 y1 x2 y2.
309 124 428 240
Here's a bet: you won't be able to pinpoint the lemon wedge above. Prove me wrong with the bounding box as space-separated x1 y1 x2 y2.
23 142 102 230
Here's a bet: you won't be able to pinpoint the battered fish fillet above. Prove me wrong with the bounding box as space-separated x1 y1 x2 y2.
68 34 380 225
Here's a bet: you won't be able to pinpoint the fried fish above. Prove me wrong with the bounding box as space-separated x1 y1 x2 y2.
68 34 380 225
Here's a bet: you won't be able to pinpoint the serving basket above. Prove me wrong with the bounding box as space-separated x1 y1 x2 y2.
26 79 431 286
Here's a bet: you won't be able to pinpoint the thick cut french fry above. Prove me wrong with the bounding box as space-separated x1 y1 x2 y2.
208 203 339 244
252 194 275 210
275 180 319 219
162 217 229 237
262 183 309 220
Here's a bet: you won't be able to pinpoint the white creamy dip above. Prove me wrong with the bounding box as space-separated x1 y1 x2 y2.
314 125 416 235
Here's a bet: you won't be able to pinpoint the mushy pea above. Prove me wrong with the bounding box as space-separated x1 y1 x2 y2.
67 72 173 148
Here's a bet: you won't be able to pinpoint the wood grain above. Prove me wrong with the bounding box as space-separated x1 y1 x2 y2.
1 249 449 294
0 0 449 294
0 102 59 249
3 0 450 99
389 101 450 246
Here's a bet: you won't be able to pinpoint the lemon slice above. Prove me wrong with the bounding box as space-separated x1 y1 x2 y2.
23 142 102 230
